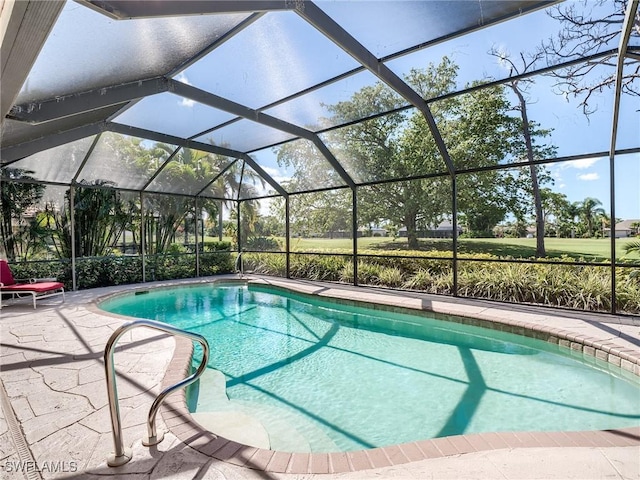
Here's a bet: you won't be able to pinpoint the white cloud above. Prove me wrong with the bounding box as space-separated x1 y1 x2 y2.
179 98 195 108
564 157 600 170
262 166 291 185
577 172 600 181
174 72 195 107
174 72 192 86
549 165 566 188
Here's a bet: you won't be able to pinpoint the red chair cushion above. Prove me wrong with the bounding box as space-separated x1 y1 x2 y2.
0 260 16 286
1 282 64 293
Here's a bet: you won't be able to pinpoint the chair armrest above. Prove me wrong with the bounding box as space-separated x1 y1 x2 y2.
33 277 58 283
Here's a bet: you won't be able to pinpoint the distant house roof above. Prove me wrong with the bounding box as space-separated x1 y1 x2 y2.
615 219 640 231
398 221 461 232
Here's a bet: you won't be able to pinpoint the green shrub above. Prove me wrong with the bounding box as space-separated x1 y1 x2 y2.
244 236 282 251
147 253 196 281
356 262 382 286
8 260 72 289
203 241 232 252
243 253 286 276
377 267 405 288
200 251 234 276
340 261 354 283
74 256 143 289
289 254 347 281
404 268 434 291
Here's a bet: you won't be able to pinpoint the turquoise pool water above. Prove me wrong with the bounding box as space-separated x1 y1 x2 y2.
101 283 640 452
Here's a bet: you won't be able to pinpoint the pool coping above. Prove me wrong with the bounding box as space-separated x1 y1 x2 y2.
100 276 640 475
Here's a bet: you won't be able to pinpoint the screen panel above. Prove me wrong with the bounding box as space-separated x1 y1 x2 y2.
113 93 236 140
146 148 236 196
316 0 548 60
17 2 251 103
178 11 360 110
76 133 172 190
3 136 96 184
194 119 297 153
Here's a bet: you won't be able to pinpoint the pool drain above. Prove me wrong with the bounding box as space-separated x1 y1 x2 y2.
0 379 41 480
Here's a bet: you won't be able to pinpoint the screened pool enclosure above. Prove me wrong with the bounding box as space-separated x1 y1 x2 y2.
1 0 639 315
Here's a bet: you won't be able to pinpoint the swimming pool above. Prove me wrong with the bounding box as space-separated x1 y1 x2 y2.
100 282 640 453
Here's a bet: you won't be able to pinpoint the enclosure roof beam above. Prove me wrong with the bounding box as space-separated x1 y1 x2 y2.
7 73 356 190
106 122 289 198
8 77 170 124
107 122 244 158
104 11 267 124
0 122 106 165
194 158 240 197
296 1 456 176
72 134 102 184
239 153 288 197
140 146 183 192
75 0 292 20
168 79 356 189
610 0 638 160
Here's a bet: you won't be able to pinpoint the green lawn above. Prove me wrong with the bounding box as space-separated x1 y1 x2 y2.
201 234 639 261
285 236 639 261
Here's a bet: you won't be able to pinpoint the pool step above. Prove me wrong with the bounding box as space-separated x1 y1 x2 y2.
192 369 338 452
191 411 270 449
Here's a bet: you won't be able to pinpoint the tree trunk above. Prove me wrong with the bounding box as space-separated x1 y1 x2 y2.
405 214 419 250
511 82 546 258
218 207 223 241
1 207 15 261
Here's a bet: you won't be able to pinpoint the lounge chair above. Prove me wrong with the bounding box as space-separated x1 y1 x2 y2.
0 260 65 309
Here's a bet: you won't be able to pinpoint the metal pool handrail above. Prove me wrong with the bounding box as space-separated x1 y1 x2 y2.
103 319 210 467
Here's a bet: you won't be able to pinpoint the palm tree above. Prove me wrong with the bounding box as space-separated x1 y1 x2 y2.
140 144 264 253
623 241 640 255
43 180 128 258
578 197 605 238
143 146 218 254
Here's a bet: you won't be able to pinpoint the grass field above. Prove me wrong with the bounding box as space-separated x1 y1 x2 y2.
203 234 639 260
278 236 640 260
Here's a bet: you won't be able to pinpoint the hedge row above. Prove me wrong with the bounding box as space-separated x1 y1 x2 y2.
242 250 640 314
8 251 233 290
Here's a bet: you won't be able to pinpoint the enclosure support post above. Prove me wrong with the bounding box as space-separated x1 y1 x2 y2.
452 176 458 297
352 187 358 286
236 199 242 273
610 156 616 314
285 195 291 279
195 197 200 277
70 185 77 291
140 192 146 283
606 0 637 313
218 201 223 241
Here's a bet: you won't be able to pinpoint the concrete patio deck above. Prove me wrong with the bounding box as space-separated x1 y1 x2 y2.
1 275 639 480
